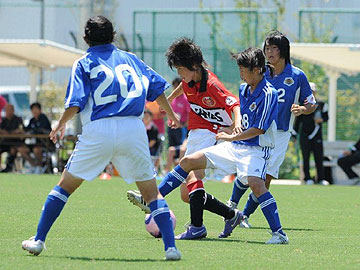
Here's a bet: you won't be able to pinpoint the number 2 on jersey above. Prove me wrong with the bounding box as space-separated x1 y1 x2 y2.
90 64 149 106
277 88 285 103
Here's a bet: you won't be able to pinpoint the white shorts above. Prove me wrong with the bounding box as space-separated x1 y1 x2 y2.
203 142 272 185
267 130 291 179
185 129 217 156
66 117 155 183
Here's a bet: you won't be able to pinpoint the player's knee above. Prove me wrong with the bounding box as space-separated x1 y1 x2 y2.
180 191 189 203
248 177 267 197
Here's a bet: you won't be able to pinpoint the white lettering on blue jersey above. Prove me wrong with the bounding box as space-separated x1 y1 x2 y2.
265 64 316 131
233 78 278 148
64 44 169 126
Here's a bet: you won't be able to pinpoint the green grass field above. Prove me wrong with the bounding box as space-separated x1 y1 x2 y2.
1 174 359 270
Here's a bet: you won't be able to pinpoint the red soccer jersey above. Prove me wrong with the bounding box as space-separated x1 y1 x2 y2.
183 70 239 133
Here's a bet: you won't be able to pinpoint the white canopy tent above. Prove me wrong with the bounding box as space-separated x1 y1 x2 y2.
0 39 85 104
291 43 360 141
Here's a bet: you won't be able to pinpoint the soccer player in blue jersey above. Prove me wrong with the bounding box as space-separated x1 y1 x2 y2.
153 47 288 243
21 16 182 260
227 31 316 228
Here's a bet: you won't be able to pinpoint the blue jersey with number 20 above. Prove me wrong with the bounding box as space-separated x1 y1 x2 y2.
64 44 169 126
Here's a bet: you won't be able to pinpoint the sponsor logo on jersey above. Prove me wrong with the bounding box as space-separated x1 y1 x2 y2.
283 77 294 87
190 104 233 126
202 96 216 107
225 96 237 106
249 102 257 112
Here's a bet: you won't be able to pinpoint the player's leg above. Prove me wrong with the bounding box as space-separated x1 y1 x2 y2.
241 131 290 226
156 150 207 197
136 179 180 260
248 176 288 244
165 146 177 172
227 177 249 209
114 117 181 260
177 142 240 239
22 120 113 256
22 170 83 255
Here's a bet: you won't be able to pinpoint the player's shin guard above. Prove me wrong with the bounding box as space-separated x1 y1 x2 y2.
243 192 259 218
204 193 235 220
149 199 176 250
229 178 249 205
35 185 70 242
258 192 284 235
187 180 205 227
158 165 188 197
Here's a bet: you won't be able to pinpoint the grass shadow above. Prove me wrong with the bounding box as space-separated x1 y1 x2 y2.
201 238 265 245
44 255 166 263
249 226 317 232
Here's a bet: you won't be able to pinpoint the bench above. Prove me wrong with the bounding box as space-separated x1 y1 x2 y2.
300 140 360 185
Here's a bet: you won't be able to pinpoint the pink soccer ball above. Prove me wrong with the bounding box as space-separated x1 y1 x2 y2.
145 210 176 238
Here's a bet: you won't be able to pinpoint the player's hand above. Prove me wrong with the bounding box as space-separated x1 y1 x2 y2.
168 113 181 129
215 132 235 141
342 150 351 156
232 124 243 135
291 104 304 116
218 127 232 135
49 122 66 144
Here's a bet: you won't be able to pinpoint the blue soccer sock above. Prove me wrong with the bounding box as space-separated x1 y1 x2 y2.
35 185 70 242
229 178 249 205
158 165 188 197
243 192 259 218
149 199 176 250
258 192 284 235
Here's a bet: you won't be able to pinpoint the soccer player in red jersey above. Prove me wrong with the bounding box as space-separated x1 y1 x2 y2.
128 37 242 239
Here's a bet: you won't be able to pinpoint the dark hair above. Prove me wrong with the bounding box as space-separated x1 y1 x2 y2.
30 102 41 110
232 47 273 76
172 77 182 87
165 37 207 71
84 16 115 46
263 30 291 64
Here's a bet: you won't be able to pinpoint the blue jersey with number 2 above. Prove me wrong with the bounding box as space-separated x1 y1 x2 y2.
265 63 315 132
64 44 169 125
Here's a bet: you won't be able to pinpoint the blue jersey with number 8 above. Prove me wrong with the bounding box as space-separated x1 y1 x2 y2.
64 44 169 126
233 77 278 148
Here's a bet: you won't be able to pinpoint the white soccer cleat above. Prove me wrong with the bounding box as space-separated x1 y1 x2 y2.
22 236 45 256
165 247 181 261
226 200 238 210
265 231 289 244
127 190 151 214
239 215 251 228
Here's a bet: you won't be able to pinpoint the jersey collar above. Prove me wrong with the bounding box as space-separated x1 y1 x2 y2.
87 43 115 52
265 63 292 79
250 77 266 98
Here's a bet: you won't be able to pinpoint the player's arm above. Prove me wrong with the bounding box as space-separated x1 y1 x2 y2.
291 102 316 116
216 127 263 141
155 93 181 128
167 82 184 103
231 105 242 134
50 106 79 143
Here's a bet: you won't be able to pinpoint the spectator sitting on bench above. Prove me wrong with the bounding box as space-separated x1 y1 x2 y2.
0 104 24 172
17 102 52 174
337 137 360 185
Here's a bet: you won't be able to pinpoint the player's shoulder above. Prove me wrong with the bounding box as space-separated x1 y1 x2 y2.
289 64 306 78
207 70 227 92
